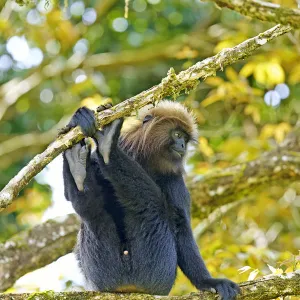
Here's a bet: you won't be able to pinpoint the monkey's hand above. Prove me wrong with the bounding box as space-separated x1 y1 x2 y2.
65 140 91 191
198 278 240 300
58 107 96 137
59 104 113 136
94 118 124 164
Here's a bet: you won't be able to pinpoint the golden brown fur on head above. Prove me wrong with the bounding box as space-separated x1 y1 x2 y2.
120 100 198 174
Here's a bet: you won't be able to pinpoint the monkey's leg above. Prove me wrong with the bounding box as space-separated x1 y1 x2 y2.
94 120 166 215
63 139 108 220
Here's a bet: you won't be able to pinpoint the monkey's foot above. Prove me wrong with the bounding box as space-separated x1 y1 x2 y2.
65 141 90 191
94 119 123 164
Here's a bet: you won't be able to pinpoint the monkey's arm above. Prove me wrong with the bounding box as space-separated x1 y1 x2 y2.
62 107 110 220
63 143 108 220
94 119 166 213
176 212 240 300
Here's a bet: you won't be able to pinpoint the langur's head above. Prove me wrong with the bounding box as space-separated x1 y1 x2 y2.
120 100 198 174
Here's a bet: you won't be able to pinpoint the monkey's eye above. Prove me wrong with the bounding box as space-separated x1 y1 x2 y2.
173 130 189 142
174 131 182 138
143 115 153 124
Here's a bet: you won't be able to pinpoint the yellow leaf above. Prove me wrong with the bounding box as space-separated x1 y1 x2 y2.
254 61 285 86
220 137 248 157
244 104 261 124
199 137 214 157
238 266 252 274
248 269 259 281
240 63 255 78
252 88 264 96
80 94 112 110
285 266 294 273
225 67 238 82
205 77 224 87
289 64 300 84
268 63 285 85
0 19 9 33
260 123 291 142
268 264 283 275
254 63 268 85
260 124 276 140
214 40 236 53
201 93 223 107
175 46 198 59
274 122 292 143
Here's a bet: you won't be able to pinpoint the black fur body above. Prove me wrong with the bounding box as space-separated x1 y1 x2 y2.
62 104 240 299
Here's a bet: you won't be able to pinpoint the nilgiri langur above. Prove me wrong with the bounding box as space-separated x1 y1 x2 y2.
62 101 240 300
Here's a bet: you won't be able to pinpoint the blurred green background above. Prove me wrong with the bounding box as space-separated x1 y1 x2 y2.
0 0 299 296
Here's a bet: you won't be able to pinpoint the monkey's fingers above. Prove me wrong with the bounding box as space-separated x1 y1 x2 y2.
96 103 113 112
57 125 72 136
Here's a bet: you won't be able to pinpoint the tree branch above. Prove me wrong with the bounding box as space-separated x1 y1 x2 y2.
0 214 80 292
0 73 42 121
95 0 118 18
0 31 213 122
0 116 69 159
0 24 291 211
193 198 250 240
1 271 300 299
190 127 300 218
209 0 300 28
83 33 213 69
1 127 300 290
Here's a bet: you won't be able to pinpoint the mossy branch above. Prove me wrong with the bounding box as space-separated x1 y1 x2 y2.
209 0 300 28
0 24 291 211
1 271 300 300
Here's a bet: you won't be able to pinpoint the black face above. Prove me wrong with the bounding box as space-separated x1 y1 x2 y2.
169 129 189 160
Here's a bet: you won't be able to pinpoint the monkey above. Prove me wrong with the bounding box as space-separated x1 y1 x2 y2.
62 101 240 300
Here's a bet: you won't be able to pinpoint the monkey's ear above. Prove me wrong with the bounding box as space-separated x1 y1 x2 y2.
95 118 124 164
143 115 153 124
